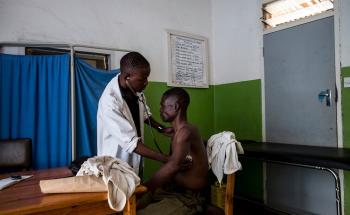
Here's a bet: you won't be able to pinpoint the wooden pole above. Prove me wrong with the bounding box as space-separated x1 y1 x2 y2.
123 194 136 215
123 185 147 215
225 173 235 215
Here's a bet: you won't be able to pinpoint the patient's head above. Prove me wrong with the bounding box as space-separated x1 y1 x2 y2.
160 87 190 122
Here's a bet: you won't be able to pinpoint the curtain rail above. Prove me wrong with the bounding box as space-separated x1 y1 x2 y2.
0 43 71 48
0 42 133 53
0 42 132 162
72 45 133 53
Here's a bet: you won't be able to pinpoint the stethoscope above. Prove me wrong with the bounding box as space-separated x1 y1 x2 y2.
126 79 163 154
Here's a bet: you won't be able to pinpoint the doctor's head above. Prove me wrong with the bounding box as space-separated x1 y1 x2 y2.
120 52 150 93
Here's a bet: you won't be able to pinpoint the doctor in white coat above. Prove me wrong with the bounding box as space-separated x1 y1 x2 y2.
97 52 172 175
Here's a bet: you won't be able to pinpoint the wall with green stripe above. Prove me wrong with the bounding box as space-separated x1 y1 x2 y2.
143 74 350 209
213 80 262 140
143 81 214 180
213 79 263 200
143 80 263 200
341 67 350 215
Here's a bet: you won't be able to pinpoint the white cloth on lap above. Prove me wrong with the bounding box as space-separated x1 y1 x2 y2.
77 156 140 212
207 131 244 184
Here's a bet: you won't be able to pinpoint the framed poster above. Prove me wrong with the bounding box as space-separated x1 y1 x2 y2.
167 30 209 88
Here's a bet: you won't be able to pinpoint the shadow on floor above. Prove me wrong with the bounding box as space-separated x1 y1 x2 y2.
233 196 292 215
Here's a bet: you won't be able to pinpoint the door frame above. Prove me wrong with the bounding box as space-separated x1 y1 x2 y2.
259 0 344 213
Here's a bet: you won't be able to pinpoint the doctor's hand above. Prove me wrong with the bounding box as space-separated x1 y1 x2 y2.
159 127 174 137
180 155 193 171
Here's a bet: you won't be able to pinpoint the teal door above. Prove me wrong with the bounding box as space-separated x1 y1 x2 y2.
264 16 337 215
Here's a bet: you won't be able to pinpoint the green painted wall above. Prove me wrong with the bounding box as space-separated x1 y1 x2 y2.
143 80 264 201
143 75 350 208
213 80 263 200
341 67 350 215
143 81 214 180
213 80 262 140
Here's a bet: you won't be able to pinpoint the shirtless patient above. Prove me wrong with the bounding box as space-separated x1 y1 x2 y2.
137 87 208 215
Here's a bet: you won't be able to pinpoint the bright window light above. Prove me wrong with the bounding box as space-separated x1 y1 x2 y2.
263 0 334 29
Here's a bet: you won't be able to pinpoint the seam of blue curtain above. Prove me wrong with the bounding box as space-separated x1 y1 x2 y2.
74 58 119 158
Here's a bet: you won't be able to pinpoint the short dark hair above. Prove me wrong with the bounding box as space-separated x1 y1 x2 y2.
163 87 190 111
120 52 150 73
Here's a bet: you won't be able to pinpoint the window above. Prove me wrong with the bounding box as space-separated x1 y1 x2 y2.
262 0 334 29
25 47 110 70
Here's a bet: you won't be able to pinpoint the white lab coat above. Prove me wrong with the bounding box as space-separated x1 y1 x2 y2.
97 74 151 174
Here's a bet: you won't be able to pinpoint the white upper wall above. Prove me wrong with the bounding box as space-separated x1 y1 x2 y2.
211 0 263 84
0 0 212 82
340 0 350 67
1 0 347 84
210 0 349 84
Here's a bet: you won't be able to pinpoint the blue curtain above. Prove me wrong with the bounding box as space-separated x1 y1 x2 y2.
74 58 119 158
0 54 71 169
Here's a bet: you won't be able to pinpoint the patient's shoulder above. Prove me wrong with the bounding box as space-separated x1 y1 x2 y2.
176 124 198 138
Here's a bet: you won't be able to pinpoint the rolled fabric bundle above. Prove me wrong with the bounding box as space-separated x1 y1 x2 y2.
40 175 107 193
77 156 141 212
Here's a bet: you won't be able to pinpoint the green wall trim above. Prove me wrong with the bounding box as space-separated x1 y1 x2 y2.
143 80 263 200
143 81 214 180
213 79 263 200
142 73 350 208
213 80 262 141
342 67 350 149
341 67 350 215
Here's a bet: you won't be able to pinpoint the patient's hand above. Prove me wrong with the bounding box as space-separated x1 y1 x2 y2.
180 155 193 171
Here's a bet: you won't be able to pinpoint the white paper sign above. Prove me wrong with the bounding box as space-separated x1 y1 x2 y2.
168 31 209 88
0 175 33 190
344 77 350 88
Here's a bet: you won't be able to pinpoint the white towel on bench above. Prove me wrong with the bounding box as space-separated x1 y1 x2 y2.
77 156 140 212
207 131 244 184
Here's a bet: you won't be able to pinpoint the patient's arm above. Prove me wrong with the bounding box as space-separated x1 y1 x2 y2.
143 129 191 190
134 141 168 163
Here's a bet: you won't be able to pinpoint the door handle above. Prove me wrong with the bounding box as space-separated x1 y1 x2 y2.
318 89 331 106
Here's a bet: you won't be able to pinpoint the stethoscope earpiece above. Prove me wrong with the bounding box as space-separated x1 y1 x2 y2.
126 78 138 96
